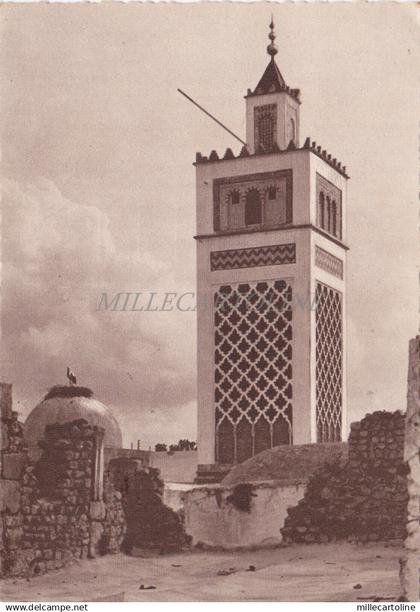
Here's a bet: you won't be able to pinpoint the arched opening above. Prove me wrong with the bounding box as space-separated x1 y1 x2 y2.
287 118 296 144
319 192 325 229
326 196 332 233
268 186 277 200
245 189 262 226
230 190 240 205
331 201 337 236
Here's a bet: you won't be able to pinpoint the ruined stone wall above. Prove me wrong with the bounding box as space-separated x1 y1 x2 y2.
1 383 26 577
281 410 408 543
1 383 26 480
108 458 188 554
400 336 420 602
1 413 126 578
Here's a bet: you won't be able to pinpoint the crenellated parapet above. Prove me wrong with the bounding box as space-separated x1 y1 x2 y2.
195 136 349 179
302 136 348 177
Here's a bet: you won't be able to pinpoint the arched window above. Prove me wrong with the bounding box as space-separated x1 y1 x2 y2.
228 189 242 229
268 186 277 200
326 196 332 233
287 118 296 144
230 190 240 205
331 201 337 236
319 192 325 229
245 189 262 226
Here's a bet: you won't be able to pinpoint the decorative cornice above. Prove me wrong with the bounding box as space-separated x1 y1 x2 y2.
244 83 301 102
194 222 350 251
194 137 349 179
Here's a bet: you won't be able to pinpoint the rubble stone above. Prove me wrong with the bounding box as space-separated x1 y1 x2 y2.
1 417 127 578
281 410 408 544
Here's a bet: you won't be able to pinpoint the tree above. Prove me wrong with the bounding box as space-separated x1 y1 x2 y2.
155 440 198 452
177 439 197 451
154 443 167 452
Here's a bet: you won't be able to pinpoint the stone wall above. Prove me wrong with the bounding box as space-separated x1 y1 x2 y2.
1 382 26 479
108 458 189 554
1 413 126 578
182 480 306 549
1 383 26 577
400 336 420 601
281 410 408 543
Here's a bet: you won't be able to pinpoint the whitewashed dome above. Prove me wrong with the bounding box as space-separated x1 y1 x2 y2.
24 386 122 450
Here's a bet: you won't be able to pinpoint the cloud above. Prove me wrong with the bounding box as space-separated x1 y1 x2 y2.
1 177 197 447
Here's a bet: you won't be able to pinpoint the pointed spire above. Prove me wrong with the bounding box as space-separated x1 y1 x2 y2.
246 19 300 103
250 18 286 96
253 57 286 96
267 16 278 59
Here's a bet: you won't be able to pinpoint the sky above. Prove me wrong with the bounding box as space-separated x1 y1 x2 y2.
1 3 418 449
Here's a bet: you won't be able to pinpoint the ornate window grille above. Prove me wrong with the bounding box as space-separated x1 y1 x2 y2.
315 282 343 442
254 104 277 152
214 279 293 464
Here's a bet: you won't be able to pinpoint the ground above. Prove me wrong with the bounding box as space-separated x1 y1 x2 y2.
1 543 403 602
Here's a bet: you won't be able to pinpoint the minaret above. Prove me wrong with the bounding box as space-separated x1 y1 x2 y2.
194 21 349 478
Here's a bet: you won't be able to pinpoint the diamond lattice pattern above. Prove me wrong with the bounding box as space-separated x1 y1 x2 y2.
315 282 343 442
214 280 293 464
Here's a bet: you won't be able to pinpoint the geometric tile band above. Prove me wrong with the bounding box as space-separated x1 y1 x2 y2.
315 281 343 443
315 246 343 280
214 279 293 464
211 243 296 272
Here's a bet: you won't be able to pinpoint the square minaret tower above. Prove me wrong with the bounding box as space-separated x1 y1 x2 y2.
194 21 349 471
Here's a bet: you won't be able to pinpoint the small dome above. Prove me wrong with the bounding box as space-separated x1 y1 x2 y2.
25 386 122 450
222 442 348 486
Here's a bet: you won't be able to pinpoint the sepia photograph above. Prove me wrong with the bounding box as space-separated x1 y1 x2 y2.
0 1 419 605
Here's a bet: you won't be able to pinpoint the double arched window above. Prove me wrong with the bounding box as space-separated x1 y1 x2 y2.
316 174 342 240
318 192 339 237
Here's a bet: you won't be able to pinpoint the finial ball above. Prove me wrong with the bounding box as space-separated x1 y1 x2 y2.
267 18 278 57
267 43 278 57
